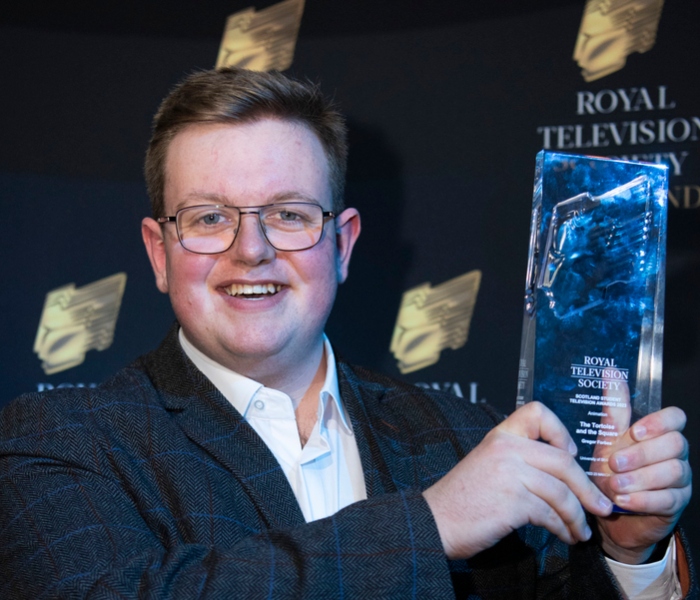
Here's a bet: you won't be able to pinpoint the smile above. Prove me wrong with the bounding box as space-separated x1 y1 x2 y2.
224 283 282 298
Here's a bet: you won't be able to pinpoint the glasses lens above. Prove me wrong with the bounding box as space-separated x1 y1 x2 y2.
177 205 237 254
261 203 325 251
175 203 328 254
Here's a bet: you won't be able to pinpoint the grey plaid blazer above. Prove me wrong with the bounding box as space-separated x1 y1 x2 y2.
1 325 695 598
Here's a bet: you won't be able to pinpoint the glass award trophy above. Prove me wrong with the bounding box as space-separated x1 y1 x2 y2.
516 151 668 481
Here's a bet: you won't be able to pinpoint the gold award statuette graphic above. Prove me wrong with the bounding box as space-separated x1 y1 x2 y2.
573 0 664 82
215 0 305 72
33 273 127 375
390 270 482 375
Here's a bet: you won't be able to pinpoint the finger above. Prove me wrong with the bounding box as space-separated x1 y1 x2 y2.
527 494 578 545
521 466 592 542
609 430 689 473
504 402 577 455
600 379 632 434
613 484 692 516
609 458 691 496
515 438 613 517
629 406 687 442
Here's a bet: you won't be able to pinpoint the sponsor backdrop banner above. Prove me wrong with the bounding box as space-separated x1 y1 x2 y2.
1 2 698 556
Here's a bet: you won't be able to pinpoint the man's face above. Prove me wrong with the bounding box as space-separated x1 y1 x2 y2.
142 119 360 375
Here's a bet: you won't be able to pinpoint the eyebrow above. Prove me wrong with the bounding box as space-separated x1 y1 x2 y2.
173 191 321 212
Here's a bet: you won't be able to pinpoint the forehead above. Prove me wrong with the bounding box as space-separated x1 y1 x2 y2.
163 119 331 212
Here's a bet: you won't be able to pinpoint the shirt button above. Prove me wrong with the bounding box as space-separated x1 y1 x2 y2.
254 399 265 410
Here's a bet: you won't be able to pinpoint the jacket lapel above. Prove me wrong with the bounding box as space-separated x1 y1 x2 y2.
337 361 398 499
145 325 305 530
144 326 406 525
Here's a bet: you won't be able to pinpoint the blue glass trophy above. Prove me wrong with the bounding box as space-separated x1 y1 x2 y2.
516 151 668 481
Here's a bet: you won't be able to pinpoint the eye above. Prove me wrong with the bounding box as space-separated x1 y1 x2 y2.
279 209 301 221
181 206 235 231
264 207 312 228
201 212 223 225
193 209 232 227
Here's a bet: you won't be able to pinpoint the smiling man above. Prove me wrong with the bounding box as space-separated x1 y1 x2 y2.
0 68 694 599
142 119 360 449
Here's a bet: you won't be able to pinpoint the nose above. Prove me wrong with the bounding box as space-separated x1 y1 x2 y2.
228 212 276 264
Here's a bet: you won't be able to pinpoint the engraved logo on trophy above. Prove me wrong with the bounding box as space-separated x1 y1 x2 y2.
34 273 127 375
215 0 305 72
573 0 665 82
390 270 481 374
539 176 652 319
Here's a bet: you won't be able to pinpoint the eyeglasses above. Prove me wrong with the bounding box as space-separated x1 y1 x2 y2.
157 202 336 254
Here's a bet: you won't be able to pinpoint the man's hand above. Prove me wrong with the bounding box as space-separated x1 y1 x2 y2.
423 402 613 560
594 406 692 564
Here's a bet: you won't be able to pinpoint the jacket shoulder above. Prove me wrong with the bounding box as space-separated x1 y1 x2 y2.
0 357 156 445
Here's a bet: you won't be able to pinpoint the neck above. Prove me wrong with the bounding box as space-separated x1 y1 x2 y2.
294 351 327 446
238 342 327 448
184 329 326 400
180 330 328 448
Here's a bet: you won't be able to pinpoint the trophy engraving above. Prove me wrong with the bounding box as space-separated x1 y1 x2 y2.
539 176 652 319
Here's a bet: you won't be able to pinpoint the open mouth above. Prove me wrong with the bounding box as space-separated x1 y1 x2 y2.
224 283 282 298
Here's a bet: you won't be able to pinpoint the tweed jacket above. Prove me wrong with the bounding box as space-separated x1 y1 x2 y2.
0 326 695 599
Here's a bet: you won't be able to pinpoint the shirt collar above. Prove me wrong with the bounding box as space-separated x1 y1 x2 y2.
178 329 350 432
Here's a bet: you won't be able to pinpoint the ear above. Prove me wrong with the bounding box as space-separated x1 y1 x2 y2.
141 217 170 293
334 208 361 283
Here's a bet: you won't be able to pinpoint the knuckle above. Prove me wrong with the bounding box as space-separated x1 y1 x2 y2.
660 492 678 514
670 459 685 483
633 445 647 467
557 452 577 476
488 432 513 455
550 482 569 506
535 503 560 530
670 406 687 429
669 495 683 515
669 431 687 456
546 506 560 528
527 401 546 419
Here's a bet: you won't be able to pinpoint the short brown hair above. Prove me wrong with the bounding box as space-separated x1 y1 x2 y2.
145 67 348 217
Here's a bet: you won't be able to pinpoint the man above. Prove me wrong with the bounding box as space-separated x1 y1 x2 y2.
0 68 694 598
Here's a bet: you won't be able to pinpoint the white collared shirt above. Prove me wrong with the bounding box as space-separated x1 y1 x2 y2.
179 330 367 522
178 330 677 597
606 537 681 599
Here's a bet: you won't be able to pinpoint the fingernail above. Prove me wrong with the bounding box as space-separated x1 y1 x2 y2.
568 441 578 456
616 494 631 506
598 496 613 511
614 454 628 470
615 475 632 492
583 524 592 540
632 424 647 440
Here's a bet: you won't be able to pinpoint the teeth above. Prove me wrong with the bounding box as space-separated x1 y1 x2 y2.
225 284 281 297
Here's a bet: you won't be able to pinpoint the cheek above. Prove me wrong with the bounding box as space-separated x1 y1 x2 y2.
296 255 340 311
292 248 338 289
166 254 218 299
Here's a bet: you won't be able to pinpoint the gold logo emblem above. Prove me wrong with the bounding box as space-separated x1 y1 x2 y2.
390 270 482 374
573 0 665 82
33 273 127 375
215 0 305 72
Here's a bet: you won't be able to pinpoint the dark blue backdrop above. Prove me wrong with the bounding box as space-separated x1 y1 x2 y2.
2 1 698 559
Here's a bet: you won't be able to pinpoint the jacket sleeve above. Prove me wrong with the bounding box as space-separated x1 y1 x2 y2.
0 392 454 600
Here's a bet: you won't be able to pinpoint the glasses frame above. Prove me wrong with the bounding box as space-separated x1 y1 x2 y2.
157 202 336 254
